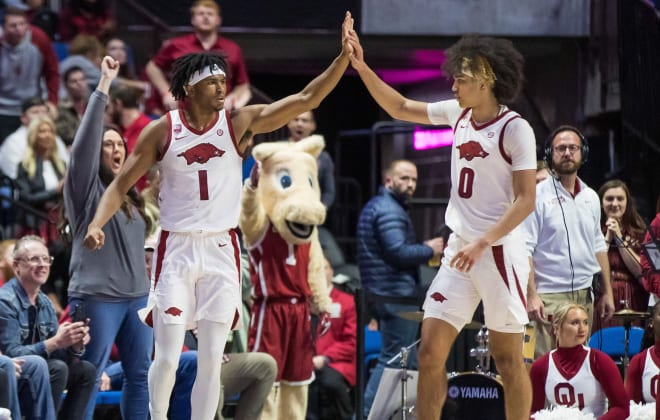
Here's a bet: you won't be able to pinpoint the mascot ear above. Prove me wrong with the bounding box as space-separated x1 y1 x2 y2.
252 142 285 163
294 134 325 159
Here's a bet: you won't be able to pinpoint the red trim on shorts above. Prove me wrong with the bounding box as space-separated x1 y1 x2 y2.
512 266 527 308
498 115 520 165
145 230 170 327
229 228 241 329
198 170 209 200
158 113 173 161
493 245 510 290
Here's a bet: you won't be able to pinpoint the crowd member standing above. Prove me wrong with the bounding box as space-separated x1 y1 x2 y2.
284 111 336 209
524 126 614 358
145 0 251 114
84 13 354 420
356 159 444 417
594 179 647 329
0 7 59 143
347 28 537 420
530 303 628 419
63 57 154 420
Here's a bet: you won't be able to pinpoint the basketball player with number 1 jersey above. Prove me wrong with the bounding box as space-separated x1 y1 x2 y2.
85 13 355 420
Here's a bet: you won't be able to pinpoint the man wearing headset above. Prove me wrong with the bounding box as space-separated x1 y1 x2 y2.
522 125 615 359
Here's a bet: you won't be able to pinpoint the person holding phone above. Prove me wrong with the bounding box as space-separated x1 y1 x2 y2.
0 235 96 420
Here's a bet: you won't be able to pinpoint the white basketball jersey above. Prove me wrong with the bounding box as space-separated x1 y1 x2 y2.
158 109 243 232
642 348 660 403
427 100 536 243
545 347 606 417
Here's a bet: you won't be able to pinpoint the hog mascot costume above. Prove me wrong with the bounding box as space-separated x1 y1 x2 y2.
240 135 331 420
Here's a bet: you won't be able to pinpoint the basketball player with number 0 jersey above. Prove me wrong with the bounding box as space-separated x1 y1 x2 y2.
346 29 536 420
84 12 355 420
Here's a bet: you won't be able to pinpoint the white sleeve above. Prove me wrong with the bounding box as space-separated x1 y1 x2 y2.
521 198 541 257
503 118 537 172
427 100 463 127
0 137 21 179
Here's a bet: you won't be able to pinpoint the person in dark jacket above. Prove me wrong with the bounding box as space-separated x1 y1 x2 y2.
356 159 444 417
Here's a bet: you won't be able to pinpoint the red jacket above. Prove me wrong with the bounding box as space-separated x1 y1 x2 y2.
642 214 660 295
315 287 357 386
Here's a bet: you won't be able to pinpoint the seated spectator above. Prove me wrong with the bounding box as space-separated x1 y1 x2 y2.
58 0 116 42
529 303 629 419
625 301 660 405
0 235 96 420
307 256 356 420
15 116 66 240
56 66 90 147
0 97 69 180
0 351 55 420
0 240 16 285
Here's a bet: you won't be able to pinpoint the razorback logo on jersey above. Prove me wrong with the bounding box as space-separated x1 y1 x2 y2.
177 143 225 165
164 307 183 316
430 292 447 302
457 141 489 161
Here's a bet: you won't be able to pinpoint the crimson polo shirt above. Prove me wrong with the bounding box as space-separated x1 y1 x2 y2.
151 33 250 92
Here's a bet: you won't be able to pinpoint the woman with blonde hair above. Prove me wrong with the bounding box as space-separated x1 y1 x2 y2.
15 115 66 239
530 303 628 419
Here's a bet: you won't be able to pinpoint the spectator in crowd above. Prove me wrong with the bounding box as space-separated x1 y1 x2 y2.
356 159 444 417
285 111 336 209
625 301 660 409
0 240 16 285
15 116 66 240
594 179 647 330
529 303 628 419
641 195 660 304
0 235 96 420
105 37 137 81
0 97 69 180
145 0 251 114
0 351 55 420
59 0 116 42
524 126 614 358
0 7 59 143
56 66 90 147
107 85 152 154
58 34 104 98
63 57 154 420
307 256 356 420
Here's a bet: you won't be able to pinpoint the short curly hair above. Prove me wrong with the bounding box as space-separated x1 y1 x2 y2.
442 35 525 104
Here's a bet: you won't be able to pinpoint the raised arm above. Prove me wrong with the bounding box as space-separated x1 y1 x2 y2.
345 23 429 124
231 12 354 147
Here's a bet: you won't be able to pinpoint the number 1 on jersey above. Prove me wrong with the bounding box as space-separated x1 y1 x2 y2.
198 170 209 200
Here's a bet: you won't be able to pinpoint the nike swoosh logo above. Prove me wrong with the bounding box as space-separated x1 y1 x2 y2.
218 243 227 248
175 136 187 140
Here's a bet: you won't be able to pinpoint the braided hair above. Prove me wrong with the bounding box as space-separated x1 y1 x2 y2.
169 52 229 101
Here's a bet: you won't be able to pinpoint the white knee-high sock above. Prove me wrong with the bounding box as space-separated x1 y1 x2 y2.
192 319 231 420
148 311 186 420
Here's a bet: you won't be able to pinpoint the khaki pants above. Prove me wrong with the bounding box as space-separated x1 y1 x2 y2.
532 288 593 359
